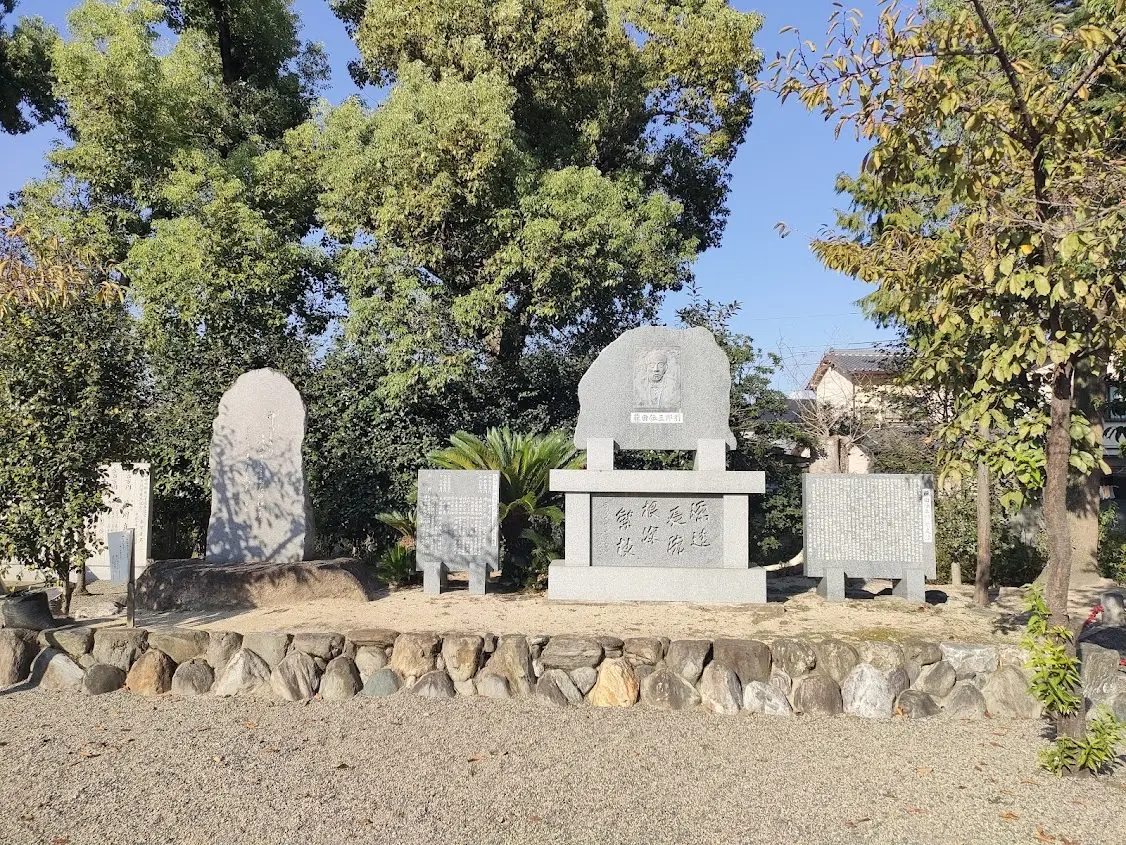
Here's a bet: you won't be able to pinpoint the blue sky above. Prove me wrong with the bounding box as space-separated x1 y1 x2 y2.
1 0 894 389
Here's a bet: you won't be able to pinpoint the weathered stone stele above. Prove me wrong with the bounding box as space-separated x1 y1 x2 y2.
574 326 736 451
206 368 314 564
415 469 500 595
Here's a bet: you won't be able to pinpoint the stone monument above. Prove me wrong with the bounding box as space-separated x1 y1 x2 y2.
87 463 151 582
549 326 766 603
206 368 315 564
415 470 501 595
802 473 936 601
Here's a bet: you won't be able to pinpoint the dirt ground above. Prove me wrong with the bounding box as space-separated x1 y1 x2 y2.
67 572 1120 644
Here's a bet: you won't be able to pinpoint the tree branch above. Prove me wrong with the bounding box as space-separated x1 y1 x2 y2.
969 0 1039 148
1047 24 1126 129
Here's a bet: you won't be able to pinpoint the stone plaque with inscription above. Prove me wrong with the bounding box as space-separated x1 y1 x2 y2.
802 473 936 601
416 469 500 595
593 495 722 568
206 368 315 564
85 463 151 583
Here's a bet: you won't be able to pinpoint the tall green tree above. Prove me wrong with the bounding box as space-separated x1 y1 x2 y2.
10 0 333 555
317 0 763 398
0 0 60 135
773 0 1126 742
0 295 144 612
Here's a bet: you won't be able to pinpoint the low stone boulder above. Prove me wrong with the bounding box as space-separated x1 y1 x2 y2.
475 672 511 700
83 663 125 696
92 628 148 673
903 641 942 668
126 649 175 696
412 669 455 699
640 667 701 711
886 667 911 700
596 635 624 658
271 651 322 701
486 636 535 696
346 628 399 649
32 649 85 691
1079 642 1121 706
354 647 388 678
172 660 214 696
856 641 905 673
712 639 771 686
569 666 598 696
147 628 210 665
206 631 243 672
913 661 956 698
793 674 843 716
589 658 638 707
982 666 1041 718
540 636 603 670
771 638 816 678
699 663 741 715
535 669 583 707
769 667 792 697
623 637 664 666
241 632 291 669
896 689 940 719
812 639 859 685
842 663 894 719
39 626 94 659
942 681 987 719
213 648 272 697
940 643 998 679
320 656 362 701
664 640 711 684
291 632 344 661
390 632 441 681
743 680 794 716
442 634 484 681
0 629 38 686
361 668 401 697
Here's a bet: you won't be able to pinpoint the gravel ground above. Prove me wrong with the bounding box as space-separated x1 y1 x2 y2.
1 689 1123 845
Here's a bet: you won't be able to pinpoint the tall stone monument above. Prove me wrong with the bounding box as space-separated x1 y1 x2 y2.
549 326 766 603
206 368 315 564
802 473 936 601
415 469 501 595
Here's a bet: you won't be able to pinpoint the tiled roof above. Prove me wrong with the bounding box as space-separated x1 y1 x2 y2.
807 346 896 390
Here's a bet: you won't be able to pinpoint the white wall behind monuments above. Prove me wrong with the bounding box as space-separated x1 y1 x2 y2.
1 462 151 585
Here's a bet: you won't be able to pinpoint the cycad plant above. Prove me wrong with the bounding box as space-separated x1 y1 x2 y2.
427 427 583 586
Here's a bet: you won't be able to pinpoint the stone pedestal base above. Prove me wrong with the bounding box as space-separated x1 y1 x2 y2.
813 568 927 602
547 563 766 604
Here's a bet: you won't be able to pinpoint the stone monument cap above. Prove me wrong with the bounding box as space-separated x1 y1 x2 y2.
573 326 736 451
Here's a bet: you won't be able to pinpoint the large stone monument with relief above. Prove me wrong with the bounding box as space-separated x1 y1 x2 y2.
206 368 315 564
549 326 766 603
803 473 936 601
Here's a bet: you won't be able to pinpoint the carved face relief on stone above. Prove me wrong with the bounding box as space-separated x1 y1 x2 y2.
634 347 682 411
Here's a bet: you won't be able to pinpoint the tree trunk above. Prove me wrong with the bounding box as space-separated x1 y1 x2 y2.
975 461 991 605
1043 364 1075 626
1069 358 1106 587
206 0 239 85
74 560 89 597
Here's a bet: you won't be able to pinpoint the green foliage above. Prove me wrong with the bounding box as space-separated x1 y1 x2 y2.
374 543 417 588
0 1 60 134
931 488 1046 586
1039 707 1126 776
0 296 143 605
1097 504 1126 584
317 0 763 398
1022 584 1083 718
376 511 416 545
427 427 582 586
772 0 1126 620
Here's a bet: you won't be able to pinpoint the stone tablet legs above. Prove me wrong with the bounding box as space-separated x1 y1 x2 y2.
468 565 487 596
891 571 926 603
423 564 447 596
816 569 845 601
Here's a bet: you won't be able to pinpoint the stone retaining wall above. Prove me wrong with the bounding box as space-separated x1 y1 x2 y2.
2 625 1124 722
